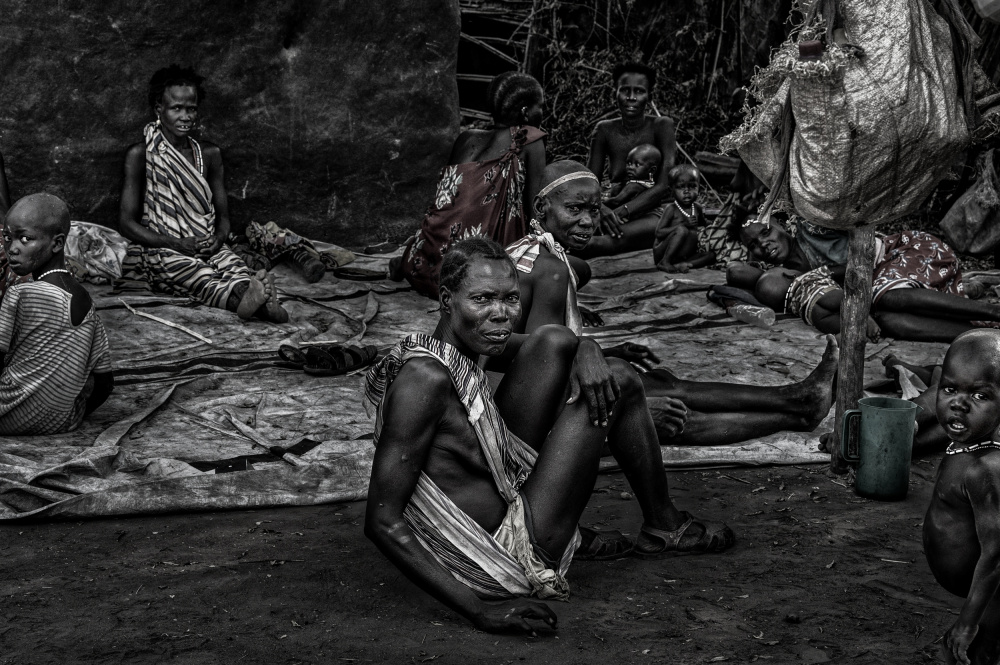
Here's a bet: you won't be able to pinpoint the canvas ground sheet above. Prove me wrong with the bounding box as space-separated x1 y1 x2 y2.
0 250 948 520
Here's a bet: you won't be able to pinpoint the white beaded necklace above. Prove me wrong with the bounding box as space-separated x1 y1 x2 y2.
674 200 696 218
36 268 71 280
945 440 1000 455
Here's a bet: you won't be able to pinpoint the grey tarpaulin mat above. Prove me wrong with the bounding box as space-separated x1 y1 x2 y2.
0 251 948 519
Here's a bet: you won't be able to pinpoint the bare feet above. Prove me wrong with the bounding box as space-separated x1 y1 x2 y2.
236 275 269 320
780 334 839 428
237 271 289 323
258 270 289 323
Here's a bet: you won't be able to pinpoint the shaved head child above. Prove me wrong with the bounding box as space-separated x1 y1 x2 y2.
924 329 1000 665
0 194 113 434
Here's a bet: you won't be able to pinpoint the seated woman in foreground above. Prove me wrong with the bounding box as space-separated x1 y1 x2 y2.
392 71 546 298
0 194 113 434
118 65 287 323
365 237 733 634
503 160 839 446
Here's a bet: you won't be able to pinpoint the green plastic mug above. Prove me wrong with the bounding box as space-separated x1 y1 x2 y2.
840 396 921 501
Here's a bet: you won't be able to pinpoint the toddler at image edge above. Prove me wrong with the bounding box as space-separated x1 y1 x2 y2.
923 329 1000 665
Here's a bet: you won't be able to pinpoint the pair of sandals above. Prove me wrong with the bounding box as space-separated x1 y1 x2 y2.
576 512 734 560
278 343 379 377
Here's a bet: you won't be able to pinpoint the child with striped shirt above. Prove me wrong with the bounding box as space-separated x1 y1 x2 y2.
0 194 113 434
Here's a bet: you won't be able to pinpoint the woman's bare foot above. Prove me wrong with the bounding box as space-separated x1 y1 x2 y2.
236 275 269 320
257 270 289 323
780 334 839 428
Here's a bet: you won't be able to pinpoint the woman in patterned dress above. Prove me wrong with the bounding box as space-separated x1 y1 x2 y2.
393 72 547 299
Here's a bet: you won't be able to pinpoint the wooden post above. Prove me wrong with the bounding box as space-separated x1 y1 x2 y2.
830 226 876 474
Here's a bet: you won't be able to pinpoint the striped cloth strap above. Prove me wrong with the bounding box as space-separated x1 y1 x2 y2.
505 224 583 335
142 122 215 240
364 334 543 597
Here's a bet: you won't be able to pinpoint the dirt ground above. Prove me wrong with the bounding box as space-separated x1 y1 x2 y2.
1 454 957 665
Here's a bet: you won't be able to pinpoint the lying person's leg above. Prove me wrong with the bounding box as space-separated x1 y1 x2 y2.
641 335 838 417
574 214 659 258
656 408 822 446
878 288 1000 322
872 311 972 343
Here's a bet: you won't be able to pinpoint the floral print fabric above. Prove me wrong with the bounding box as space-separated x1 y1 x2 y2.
400 126 546 299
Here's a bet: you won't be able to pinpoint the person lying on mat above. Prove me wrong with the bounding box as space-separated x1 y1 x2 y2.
729 253 1000 343
0 194 114 434
502 160 839 446
118 64 288 323
363 237 734 635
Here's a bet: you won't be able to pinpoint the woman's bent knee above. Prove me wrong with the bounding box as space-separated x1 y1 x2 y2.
527 324 579 360
607 357 644 395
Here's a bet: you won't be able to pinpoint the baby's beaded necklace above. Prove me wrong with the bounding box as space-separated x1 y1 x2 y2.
674 201 696 218
36 268 71 280
945 440 1000 455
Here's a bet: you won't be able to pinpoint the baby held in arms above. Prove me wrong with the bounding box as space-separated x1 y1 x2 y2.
923 329 1000 665
0 194 114 435
605 143 661 212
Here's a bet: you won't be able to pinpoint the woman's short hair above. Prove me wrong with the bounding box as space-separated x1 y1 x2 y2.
148 64 206 110
439 236 513 295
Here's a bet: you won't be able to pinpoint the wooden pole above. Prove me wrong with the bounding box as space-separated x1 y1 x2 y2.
830 226 876 474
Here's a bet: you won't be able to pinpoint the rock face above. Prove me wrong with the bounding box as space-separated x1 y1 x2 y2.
0 0 461 246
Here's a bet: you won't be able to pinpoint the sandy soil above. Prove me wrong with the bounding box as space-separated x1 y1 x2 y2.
1 456 957 664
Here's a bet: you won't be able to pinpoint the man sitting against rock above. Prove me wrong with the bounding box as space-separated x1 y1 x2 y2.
118 65 288 323
364 237 734 634
504 161 839 446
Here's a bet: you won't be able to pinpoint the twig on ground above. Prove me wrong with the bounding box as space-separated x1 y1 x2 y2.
120 299 212 344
